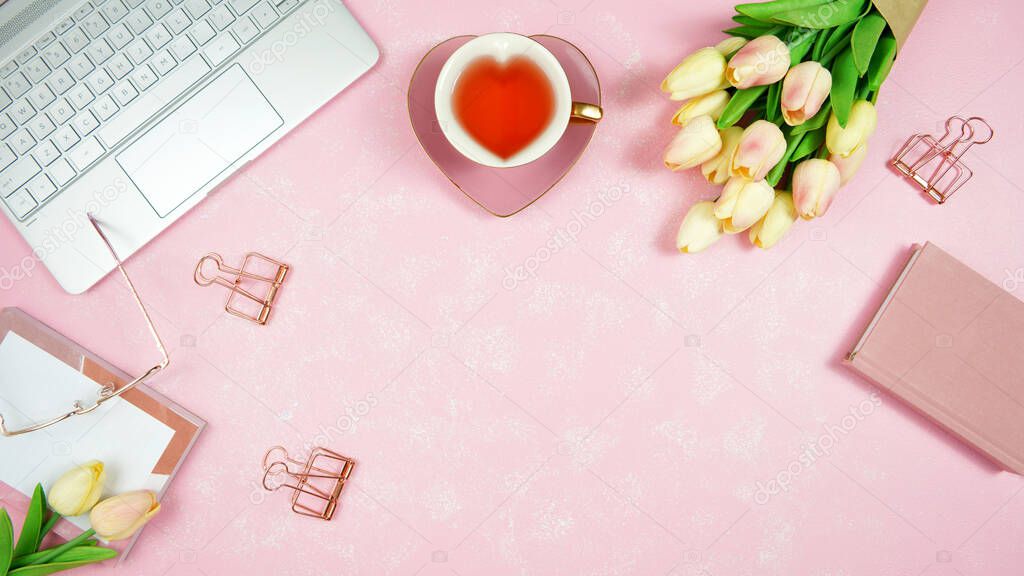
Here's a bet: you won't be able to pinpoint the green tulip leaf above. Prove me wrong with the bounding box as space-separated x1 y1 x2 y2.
811 24 831 60
820 20 856 64
771 0 868 29
830 47 858 127
765 81 782 123
10 544 114 569
724 25 779 39
736 0 830 22
717 85 769 129
787 28 818 65
790 100 832 136
767 129 804 187
8 547 117 576
790 127 826 161
2 509 14 576
732 14 767 27
867 31 898 92
851 11 887 76
13 485 46 559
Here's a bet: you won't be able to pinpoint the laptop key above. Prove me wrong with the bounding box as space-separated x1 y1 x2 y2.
166 8 192 34
111 80 139 105
207 5 234 29
126 39 154 65
145 0 173 19
231 16 258 44
0 61 18 78
251 2 276 28
64 28 91 53
27 84 56 111
151 50 177 75
48 158 76 186
86 38 114 65
23 58 50 84
86 69 114 94
131 64 158 90
81 12 111 39
42 42 71 68
26 173 57 202
27 114 56 140
47 98 75 125
32 140 61 166
228 0 259 14
73 3 95 20
203 34 239 66
5 189 38 219
55 18 76 35
48 68 75 94
72 110 100 136
102 0 130 23
9 100 34 125
146 23 172 49
0 144 14 170
2 72 31 98
0 157 41 197
184 0 211 19
107 23 133 49
68 84 95 110
170 36 197 61
53 125 80 152
0 114 14 139
0 90 9 112
189 21 216 45
106 53 133 79
66 136 105 171
10 129 36 155
15 48 36 65
91 94 119 120
125 10 154 34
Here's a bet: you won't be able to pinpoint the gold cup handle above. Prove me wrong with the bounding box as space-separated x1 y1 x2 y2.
570 102 603 123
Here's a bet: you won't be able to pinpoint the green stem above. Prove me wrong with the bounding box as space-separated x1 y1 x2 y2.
38 512 61 541
27 528 95 566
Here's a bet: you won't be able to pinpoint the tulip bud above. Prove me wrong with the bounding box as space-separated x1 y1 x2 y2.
792 159 842 219
749 192 797 249
677 201 724 253
714 176 775 234
781 61 832 126
664 115 722 171
701 126 743 185
714 37 748 57
90 491 161 542
48 461 105 517
732 120 787 181
830 144 868 186
826 100 877 158
661 47 730 101
672 90 730 126
726 35 790 89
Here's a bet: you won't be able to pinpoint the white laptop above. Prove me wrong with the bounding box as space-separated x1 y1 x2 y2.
0 0 378 293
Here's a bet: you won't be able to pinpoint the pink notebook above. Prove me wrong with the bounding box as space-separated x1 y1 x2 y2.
845 242 1024 474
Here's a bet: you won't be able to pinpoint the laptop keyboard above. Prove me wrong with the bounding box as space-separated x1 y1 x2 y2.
0 0 303 221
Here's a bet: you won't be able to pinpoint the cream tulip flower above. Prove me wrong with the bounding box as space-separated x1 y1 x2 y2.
826 100 877 157
701 126 743 185
830 144 868 186
677 201 724 253
749 192 797 249
792 159 842 219
664 115 722 171
781 61 832 126
48 461 105 516
732 120 787 181
661 47 730 101
714 176 775 234
714 37 748 57
672 90 730 126
90 491 161 541
726 35 790 89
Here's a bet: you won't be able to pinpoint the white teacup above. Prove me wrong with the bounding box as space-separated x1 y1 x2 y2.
434 33 602 169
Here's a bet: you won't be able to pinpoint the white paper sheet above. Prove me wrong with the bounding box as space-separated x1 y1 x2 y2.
0 333 174 529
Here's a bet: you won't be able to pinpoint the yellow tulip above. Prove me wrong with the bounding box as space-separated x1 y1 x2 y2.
714 37 748 57
701 126 743 185
672 90 730 126
732 120 787 181
677 201 724 253
792 159 841 219
714 176 775 234
661 47 730 101
726 35 790 89
781 62 832 126
90 491 161 541
48 461 105 516
664 115 722 171
749 192 797 249
826 100 877 158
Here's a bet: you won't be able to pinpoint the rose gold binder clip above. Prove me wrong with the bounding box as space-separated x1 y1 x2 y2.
891 116 994 204
194 253 289 325
261 446 356 521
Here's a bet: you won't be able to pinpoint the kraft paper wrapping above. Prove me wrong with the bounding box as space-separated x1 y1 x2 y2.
872 0 928 50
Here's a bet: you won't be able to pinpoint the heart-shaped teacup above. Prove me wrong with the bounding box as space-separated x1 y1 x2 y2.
409 35 602 217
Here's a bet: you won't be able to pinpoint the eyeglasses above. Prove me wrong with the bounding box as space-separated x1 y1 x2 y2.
0 215 170 437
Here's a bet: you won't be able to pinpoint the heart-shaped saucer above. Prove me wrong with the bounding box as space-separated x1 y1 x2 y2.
408 35 602 217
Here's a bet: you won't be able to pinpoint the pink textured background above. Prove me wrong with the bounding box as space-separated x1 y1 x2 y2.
3 0 1024 573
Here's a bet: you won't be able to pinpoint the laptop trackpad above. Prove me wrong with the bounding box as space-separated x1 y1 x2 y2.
117 65 283 217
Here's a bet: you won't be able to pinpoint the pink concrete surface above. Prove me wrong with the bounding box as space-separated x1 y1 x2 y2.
2 0 1024 574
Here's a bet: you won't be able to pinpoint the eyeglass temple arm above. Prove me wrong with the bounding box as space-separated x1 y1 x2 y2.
0 215 170 437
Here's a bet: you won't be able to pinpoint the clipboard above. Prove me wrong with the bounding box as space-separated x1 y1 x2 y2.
0 307 205 559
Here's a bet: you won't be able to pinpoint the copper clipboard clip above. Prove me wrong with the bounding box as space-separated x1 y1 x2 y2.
891 116 994 204
194 253 289 325
261 446 356 521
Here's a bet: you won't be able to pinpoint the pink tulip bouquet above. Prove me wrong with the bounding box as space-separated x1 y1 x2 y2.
665 0 925 252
